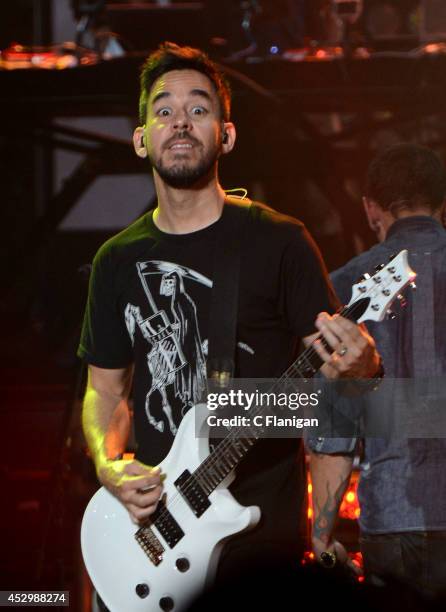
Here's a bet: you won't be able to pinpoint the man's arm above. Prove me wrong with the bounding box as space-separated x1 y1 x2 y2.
309 450 362 575
304 312 374 572
83 365 133 464
83 364 163 523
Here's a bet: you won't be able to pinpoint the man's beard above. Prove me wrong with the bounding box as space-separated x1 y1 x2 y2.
151 143 220 189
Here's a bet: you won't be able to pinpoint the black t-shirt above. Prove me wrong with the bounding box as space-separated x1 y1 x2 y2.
78 201 337 560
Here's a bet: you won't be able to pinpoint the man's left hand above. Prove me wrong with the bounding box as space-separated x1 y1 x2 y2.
307 312 381 380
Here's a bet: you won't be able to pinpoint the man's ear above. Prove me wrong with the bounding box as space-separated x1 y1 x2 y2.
133 126 147 158
363 197 391 242
221 122 236 154
363 197 380 232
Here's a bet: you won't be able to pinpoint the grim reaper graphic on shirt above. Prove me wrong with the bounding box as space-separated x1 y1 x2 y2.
124 261 210 435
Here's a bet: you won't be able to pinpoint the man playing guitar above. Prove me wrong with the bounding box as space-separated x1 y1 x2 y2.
78 42 380 606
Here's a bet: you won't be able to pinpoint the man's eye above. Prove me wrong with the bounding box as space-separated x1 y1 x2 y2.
157 108 172 117
191 106 207 116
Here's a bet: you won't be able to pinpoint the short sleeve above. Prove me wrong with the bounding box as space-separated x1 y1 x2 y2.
77 246 133 368
306 436 358 455
279 225 340 338
306 380 361 455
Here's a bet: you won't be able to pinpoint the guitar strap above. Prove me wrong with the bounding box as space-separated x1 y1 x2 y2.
207 196 252 386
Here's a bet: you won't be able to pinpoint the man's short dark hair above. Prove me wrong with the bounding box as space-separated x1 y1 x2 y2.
138 42 231 125
365 143 446 214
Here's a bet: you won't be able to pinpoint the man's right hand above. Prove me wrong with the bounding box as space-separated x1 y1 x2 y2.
98 459 163 524
312 537 363 576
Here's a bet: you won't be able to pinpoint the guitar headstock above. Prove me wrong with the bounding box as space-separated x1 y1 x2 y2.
346 250 416 323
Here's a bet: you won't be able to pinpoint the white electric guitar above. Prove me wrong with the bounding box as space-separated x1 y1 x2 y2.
81 250 416 612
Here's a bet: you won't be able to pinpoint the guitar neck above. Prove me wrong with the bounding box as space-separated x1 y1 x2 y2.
193 299 370 494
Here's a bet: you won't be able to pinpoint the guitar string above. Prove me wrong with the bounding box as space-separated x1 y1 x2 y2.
142 266 401 538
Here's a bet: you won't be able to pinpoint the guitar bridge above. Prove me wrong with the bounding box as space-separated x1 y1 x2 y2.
135 526 165 566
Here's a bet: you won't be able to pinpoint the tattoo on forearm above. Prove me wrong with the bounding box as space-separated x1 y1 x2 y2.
313 474 350 544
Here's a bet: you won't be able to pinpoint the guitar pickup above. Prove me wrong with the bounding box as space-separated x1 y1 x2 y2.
175 470 211 517
151 502 185 549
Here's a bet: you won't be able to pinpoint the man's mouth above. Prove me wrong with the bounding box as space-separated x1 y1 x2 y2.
169 142 193 150
166 135 200 151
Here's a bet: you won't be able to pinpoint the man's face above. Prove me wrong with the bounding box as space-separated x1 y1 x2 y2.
143 69 224 188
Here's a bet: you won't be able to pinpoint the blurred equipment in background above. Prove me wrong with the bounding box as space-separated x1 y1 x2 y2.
103 2 208 52
101 1 306 57
72 0 106 47
62 1 446 60
72 0 127 57
334 0 363 25
333 0 364 53
362 0 419 50
420 0 446 42
240 0 306 55
4 1 446 68
0 42 97 69
310 1 446 54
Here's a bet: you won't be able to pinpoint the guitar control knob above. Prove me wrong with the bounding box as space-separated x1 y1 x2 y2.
159 596 175 611
176 557 190 572
135 583 150 599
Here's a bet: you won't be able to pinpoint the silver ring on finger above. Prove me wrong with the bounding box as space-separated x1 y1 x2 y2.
338 346 348 357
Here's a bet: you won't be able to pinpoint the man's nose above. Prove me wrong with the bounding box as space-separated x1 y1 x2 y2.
173 109 191 131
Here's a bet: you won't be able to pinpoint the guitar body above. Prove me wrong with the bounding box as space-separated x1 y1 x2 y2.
81 404 261 612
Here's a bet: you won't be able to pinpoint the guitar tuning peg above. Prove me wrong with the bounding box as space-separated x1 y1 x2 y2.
388 253 397 262
387 310 397 320
374 263 385 272
357 273 370 282
410 282 417 290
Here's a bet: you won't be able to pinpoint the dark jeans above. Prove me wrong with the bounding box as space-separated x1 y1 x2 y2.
361 531 446 599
